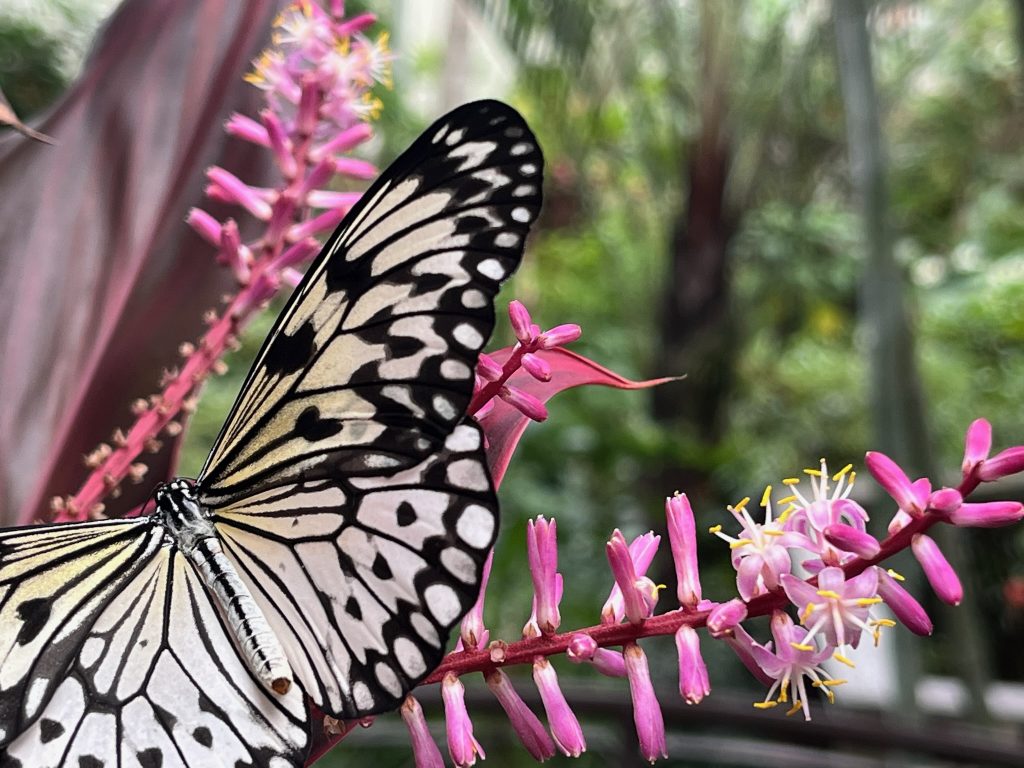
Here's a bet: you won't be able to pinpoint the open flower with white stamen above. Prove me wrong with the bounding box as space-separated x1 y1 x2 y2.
748 611 842 721
711 490 809 600
781 566 883 664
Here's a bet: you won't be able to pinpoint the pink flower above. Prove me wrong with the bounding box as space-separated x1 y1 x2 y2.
782 566 882 657
947 501 1024 528
624 643 667 763
604 530 660 624
748 611 838 721
461 550 493 650
977 446 1024 482
675 625 710 704
401 696 445 768
442 673 485 767
526 517 561 635
566 633 627 678
865 451 929 517
912 534 963 605
666 493 702 608
707 598 747 637
876 568 933 636
485 669 556 761
533 657 585 757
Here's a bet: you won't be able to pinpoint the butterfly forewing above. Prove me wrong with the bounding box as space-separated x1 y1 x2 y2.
196 100 543 507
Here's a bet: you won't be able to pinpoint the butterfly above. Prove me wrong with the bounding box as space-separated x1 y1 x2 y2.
0 99 543 768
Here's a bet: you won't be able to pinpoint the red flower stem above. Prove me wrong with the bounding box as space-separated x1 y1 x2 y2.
58 98 328 524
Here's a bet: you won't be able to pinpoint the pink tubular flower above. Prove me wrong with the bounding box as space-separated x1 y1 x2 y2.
527 517 561 635
947 501 1024 528
538 324 582 349
604 530 659 624
749 611 838 721
781 567 882 658
533 657 586 757
461 551 493 650
624 643 667 763
401 696 445 768
823 523 880 559
912 534 963 605
876 568 933 636
977 446 1024 482
666 493 702 608
675 625 710 704
485 669 556 761
442 673 485 767
567 633 627 678
865 452 929 517
509 300 535 343
602 531 661 624
962 418 992 478
500 385 549 422
707 598 748 637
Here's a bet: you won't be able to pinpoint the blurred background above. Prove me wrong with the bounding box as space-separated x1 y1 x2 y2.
2 0 1024 765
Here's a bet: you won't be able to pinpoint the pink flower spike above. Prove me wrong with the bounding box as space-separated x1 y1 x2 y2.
205 167 273 220
666 493 702 608
309 123 374 162
823 523 880 559
271 237 319 272
675 625 710 705
605 530 654 624
260 110 297 179
484 669 556 762
566 633 627 678
186 208 222 246
333 156 378 179
442 673 485 767
624 643 667 763
912 534 963 606
527 517 561 635
533 657 585 757
508 300 534 343
877 568 932 636
499 385 548 422
288 206 347 241
707 598 748 637
461 550 493 651
305 190 362 210
948 501 1024 528
476 353 502 383
522 352 552 382
224 112 270 146
865 451 926 515
401 696 445 768
978 446 1024 482
962 418 992 477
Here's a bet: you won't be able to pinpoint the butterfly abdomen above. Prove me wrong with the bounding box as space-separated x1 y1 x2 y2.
156 480 293 695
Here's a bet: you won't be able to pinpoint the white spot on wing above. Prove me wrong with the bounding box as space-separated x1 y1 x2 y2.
446 458 489 492
495 232 519 248
512 207 531 223
445 128 465 145
445 424 481 451
424 584 462 625
520 163 538 176
511 142 531 156
432 395 457 421
440 360 471 380
411 613 441 647
449 140 497 171
394 637 427 678
375 662 403 698
441 547 477 584
453 323 484 349
457 505 496 549
477 259 505 280
80 637 105 668
353 681 374 710
462 289 486 308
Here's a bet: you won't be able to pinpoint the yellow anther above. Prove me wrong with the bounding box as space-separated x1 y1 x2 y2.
753 701 778 710
790 642 815 652
804 468 823 477
848 471 857 484
816 590 841 600
824 689 836 704
734 496 751 511
730 538 753 550
777 494 797 505
887 568 905 581
820 679 847 687
800 604 816 623
708 524 723 534
761 486 772 506
762 529 784 537
855 597 883 606
871 618 897 628
832 653 855 668
832 464 854 481
779 681 789 702
783 477 800 486
785 700 803 717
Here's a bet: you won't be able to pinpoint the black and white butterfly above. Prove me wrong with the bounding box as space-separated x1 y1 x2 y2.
0 99 543 768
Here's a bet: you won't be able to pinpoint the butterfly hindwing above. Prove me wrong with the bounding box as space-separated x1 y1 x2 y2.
196 100 543 507
0 522 308 767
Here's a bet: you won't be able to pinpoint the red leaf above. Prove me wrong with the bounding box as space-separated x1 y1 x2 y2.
479 347 677 486
0 0 279 524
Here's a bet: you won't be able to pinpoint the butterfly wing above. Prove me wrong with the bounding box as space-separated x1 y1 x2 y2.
196 99 543 507
0 520 308 767
196 100 543 718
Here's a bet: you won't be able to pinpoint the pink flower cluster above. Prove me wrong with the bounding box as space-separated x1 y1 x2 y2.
389 399 1024 764
57 0 389 523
